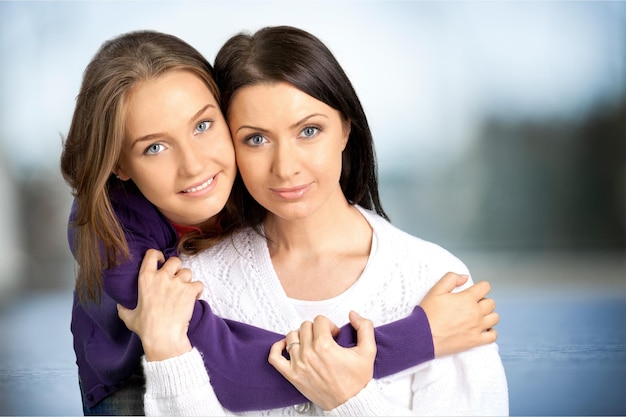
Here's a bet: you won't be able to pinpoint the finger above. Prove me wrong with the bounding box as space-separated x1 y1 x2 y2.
160 256 182 275
465 280 491 300
429 272 469 296
312 315 339 334
478 297 496 315
312 315 339 347
175 267 193 283
483 312 500 329
190 281 204 299
116 304 131 327
269 339 291 373
299 320 314 348
177 280 203 300
349 311 376 355
285 330 300 346
452 273 470 288
285 330 301 355
139 249 165 275
481 328 498 344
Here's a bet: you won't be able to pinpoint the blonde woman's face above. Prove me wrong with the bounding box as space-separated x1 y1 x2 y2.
116 70 236 228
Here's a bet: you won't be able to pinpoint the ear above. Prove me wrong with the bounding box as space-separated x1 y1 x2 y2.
341 119 351 151
113 165 131 181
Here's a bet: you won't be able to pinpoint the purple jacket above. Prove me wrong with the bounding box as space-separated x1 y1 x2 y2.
69 180 434 411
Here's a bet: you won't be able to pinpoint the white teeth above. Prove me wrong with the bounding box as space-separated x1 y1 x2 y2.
183 177 214 193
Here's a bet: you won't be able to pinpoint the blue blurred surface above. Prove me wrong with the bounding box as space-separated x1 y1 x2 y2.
1 274 624 416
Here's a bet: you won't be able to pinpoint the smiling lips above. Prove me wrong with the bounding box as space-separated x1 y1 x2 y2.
181 175 216 194
271 184 310 200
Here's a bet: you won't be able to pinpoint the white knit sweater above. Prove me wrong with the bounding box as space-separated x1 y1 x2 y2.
143 207 509 416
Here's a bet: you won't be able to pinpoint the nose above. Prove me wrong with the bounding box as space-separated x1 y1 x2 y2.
271 140 299 179
178 139 204 176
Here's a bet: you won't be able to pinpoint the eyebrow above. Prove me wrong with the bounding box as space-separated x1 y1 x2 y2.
235 113 328 133
130 104 216 148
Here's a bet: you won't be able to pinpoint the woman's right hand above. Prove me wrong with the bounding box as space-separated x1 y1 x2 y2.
420 272 499 357
117 248 204 361
268 312 376 411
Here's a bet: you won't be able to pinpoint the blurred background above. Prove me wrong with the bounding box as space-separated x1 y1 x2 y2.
0 1 624 415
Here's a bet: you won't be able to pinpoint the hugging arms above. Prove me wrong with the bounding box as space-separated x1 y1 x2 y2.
62 29 502 415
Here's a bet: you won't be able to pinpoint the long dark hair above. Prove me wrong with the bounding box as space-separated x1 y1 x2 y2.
214 25 388 228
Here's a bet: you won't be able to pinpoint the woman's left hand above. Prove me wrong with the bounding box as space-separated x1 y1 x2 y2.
117 249 204 361
268 311 376 411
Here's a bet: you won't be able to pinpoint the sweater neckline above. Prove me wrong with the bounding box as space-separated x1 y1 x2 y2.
251 205 387 327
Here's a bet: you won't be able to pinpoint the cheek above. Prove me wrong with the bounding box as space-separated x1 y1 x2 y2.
134 176 168 208
312 146 343 176
234 146 252 172
235 154 264 193
235 156 255 183
130 158 175 192
217 128 236 156
213 143 236 171
227 142 237 164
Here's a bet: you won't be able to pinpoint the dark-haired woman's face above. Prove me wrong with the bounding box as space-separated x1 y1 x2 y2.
228 81 351 222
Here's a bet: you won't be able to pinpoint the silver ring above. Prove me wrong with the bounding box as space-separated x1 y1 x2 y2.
286 342 300 353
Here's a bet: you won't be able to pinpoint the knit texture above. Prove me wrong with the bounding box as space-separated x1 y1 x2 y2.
143 349 223 416
143 206 509 416
72 181 434 411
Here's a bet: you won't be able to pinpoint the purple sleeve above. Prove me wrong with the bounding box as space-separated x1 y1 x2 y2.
186 303 434 412
81 183 435 411
339 306 435 379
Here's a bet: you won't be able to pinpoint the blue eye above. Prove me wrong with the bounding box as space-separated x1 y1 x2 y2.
144 143 165 155
246 134 267 146
195 120 212 134
300 126 319 138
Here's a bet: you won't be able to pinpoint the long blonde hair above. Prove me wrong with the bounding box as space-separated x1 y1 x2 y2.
60 30 224 303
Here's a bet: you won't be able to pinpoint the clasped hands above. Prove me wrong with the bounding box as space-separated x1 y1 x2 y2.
117 250 498 411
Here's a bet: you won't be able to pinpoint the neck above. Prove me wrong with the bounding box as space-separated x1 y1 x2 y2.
263 196 374 300
263 197 359 254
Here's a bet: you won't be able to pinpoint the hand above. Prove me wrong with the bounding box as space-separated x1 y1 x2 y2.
268 312 376 411
420 272 499 357
117 248 204 361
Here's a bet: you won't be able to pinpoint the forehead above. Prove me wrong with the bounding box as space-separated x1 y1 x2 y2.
124 71 217 131
228 82 333 122
127 71 213 107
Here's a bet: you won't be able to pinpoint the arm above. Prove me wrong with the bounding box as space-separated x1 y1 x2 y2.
354 271 498 377
327 273 507 416
114 251 227 416
119 252 500 414
119 253 496 412
117 248 424 411
68 192 165 406
322 295 506 415
327 343 509 416
156 283 495 411
134 276 506 416
143 349 227 416
268 312 377 411
71 189 306 410
266 272 500 413
73 186 427 410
